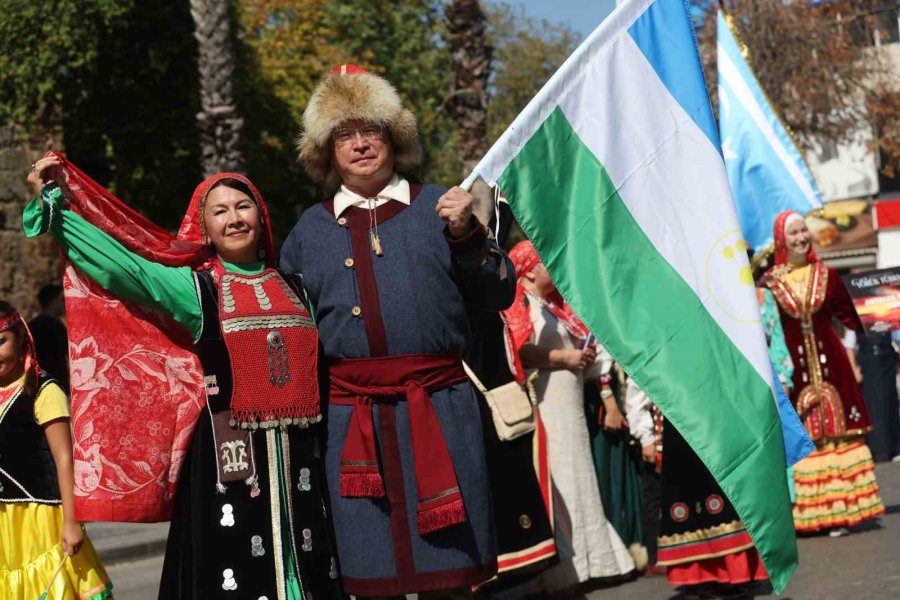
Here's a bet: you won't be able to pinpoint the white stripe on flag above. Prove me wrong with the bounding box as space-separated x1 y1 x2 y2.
557 33 774 392
470 0 654 188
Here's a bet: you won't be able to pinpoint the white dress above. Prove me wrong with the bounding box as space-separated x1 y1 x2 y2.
526 294 635 590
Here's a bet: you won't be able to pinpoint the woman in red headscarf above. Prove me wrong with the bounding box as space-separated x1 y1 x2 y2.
763 211 884 536
503 241 635 593
25 154 342 599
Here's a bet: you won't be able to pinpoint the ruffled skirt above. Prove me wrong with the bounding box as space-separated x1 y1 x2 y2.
667 547 767 586
792 438 884 532
0 503 111 600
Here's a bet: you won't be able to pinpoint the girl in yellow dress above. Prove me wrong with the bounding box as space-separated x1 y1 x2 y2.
0 300 111 599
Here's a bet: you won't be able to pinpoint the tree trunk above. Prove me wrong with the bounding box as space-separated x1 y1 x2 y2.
444 0 492 176
190 0 245 177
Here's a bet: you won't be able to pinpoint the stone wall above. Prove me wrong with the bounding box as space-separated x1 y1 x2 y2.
0 125 61 317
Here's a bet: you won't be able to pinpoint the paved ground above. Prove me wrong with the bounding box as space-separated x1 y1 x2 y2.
584 461 900 600
94 462 900 599
104 554 164 600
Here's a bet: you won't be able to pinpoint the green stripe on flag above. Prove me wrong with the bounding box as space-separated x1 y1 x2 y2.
498 107 797 591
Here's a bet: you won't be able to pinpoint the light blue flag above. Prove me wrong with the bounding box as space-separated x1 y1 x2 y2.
717 11 822 250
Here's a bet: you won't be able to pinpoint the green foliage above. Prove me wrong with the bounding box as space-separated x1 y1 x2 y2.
232 0 341 239
1 0 582 237
0 0 130 126
65 2 201 227
0 0 200 229
486 3 580 143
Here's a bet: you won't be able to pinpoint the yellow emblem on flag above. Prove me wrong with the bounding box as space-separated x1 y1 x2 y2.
705 229 760 324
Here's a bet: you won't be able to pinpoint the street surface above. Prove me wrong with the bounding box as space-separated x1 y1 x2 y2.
586 461 900 600
98 462 900 599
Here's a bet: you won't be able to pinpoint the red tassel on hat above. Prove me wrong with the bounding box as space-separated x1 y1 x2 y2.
332 64 369 76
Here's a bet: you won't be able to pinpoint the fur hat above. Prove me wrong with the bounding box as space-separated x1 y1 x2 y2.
298 64 423 194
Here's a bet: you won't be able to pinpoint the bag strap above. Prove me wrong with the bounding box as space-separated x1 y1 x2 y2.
461 361 490 395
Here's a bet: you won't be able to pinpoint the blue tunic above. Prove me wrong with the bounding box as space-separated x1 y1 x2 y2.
281 183 515 595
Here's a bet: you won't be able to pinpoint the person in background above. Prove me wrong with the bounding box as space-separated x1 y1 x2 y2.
503 241 634 594
28 283 69 392
627 378 769 598
764 211 885 537
467 195 557 592
843 328 900 463
584 359 647 571
623 378 664 576
0 300 111 598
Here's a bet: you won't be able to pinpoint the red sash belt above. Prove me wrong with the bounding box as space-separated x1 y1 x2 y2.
329 353 468 535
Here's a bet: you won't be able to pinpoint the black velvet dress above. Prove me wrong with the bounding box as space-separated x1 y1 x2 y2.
158 271 343 600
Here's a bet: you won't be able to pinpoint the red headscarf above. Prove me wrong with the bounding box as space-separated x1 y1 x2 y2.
45 153 274 523
177 172 276 266
773 210 817 267
502 241 591 383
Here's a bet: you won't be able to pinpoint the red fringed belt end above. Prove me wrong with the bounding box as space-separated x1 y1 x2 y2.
329 353 469 535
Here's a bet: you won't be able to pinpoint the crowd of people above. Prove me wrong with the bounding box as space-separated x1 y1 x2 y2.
1 65 896 600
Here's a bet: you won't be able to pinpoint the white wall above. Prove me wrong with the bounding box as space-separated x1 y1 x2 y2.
878 230 900 268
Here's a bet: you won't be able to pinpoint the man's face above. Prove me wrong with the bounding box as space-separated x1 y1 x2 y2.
331 119 395 189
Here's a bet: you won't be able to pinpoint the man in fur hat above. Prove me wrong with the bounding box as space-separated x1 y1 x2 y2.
280 65 514 598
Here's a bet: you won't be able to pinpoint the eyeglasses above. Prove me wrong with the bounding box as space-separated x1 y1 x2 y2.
333 123 385 146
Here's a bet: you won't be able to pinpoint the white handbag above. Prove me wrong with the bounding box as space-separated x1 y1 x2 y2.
463 362 536 441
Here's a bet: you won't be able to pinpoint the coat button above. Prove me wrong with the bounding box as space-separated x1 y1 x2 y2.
344 258 355 268
351 306 362 317
337 217 348 227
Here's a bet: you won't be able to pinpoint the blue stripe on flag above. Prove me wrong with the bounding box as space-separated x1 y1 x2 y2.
717 11 822 250
771 361 815 468
627 0 720 151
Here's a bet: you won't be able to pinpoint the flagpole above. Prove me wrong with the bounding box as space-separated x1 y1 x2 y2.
460 171 479 192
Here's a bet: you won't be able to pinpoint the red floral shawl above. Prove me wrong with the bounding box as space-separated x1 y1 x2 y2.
47 153 273 522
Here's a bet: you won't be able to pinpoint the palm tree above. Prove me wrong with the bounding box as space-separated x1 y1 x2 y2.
444 0 492 175
190 0 245 176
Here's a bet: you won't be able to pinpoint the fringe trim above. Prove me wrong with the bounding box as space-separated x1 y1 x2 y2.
794 510 885 531
629 543 649 572
231 407 323 430
791 438 885 531
340 472 385 498
417 497 466 535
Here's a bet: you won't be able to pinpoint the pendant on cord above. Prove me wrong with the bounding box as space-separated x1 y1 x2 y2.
371 231 383 257
368 197 384 256
266 330 290 387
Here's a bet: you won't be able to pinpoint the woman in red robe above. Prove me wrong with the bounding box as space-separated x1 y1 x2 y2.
763 211 884 536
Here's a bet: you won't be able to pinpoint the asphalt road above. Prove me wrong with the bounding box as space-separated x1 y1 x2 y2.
584 461 900 600
99 462 900 599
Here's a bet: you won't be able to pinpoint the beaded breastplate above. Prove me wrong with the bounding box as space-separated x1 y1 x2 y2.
217 268 320 429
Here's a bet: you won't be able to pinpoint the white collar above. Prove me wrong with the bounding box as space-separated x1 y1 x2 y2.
333 174 410 218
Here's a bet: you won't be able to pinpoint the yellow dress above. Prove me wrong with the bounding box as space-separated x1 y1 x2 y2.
0 375 112 600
